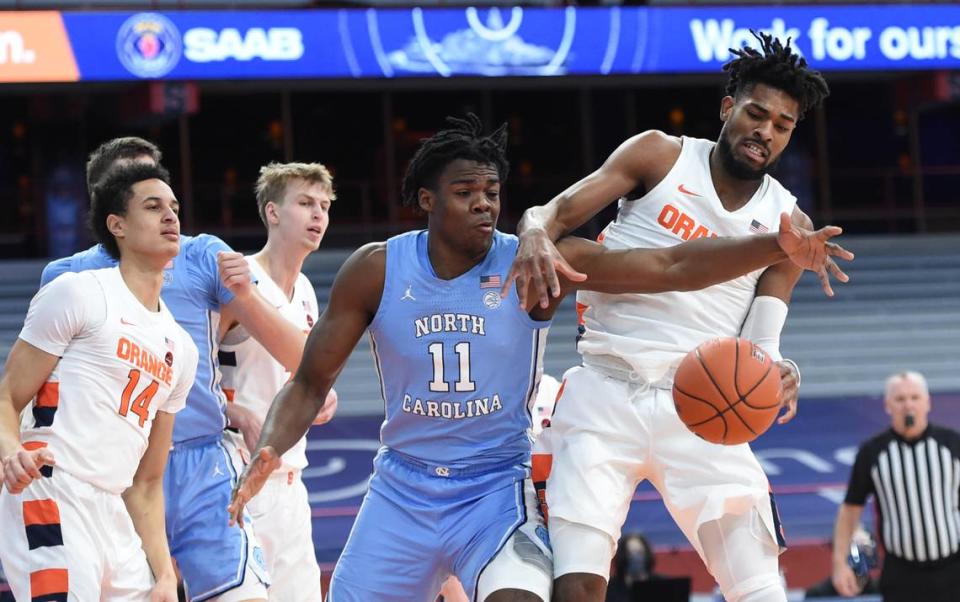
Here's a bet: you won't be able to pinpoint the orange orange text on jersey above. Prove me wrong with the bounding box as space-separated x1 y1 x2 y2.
657 204 719 241
116 338 173 386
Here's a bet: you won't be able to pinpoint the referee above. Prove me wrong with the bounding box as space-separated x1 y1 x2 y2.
832 371 960 601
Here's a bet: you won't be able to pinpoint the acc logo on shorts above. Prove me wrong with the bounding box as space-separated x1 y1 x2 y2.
116 13 182 78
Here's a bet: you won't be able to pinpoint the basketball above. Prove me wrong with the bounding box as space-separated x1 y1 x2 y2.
672 337 783 445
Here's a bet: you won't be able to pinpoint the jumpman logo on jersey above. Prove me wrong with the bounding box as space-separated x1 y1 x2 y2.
401 285 416 301
213 463 225 478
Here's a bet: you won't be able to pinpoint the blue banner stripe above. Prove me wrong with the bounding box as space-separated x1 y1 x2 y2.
48 5 960 82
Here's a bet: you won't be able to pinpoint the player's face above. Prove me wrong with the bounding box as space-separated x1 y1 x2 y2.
112 179 180 262
717 83 799 180
422 159 501 256
270 179 331 252
884 377 931 434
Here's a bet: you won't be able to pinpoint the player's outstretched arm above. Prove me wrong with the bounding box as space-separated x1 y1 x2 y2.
218 251 308 373
228 243 385 526
553 212 852 296
0 340 59 493
123 411 178 601
504 130 680 309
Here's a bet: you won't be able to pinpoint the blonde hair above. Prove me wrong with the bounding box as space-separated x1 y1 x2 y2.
255 162 336 226
884 370 929 399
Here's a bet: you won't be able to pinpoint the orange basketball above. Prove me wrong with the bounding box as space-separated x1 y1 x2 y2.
672 337 783 445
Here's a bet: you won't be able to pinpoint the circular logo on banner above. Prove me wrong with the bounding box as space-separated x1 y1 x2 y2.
375 6 578 77
116 13 182 78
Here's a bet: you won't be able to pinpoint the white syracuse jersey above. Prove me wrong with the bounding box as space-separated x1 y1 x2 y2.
219 256 317 470
18 267 198 494
576 135 797 385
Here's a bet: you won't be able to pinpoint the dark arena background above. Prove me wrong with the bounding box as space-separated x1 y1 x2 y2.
1 1 959 601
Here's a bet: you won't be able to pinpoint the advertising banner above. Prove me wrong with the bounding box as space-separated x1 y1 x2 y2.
1 5 958 83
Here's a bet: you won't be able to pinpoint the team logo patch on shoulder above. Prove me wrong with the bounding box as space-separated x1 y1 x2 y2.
482 290 502 309
116 13 182 78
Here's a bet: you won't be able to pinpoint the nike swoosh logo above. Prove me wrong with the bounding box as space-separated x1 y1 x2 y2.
678 183 702 197
120 318 137 327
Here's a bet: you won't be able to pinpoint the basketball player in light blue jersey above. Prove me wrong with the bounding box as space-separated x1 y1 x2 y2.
41 137 308 602
228 115 850 601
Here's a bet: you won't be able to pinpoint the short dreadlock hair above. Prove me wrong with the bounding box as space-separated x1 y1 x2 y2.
401 113 509 208
89 162 171 259
723 31 829 119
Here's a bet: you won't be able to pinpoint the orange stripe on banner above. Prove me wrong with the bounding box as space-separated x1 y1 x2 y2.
22 499 60 527
0 12 80 83
223 388 235 402
35 382 59 408
30 568 68 596
22 441 48 451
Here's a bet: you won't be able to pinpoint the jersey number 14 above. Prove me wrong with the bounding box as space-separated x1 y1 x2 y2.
427 342 476 393
119 368 159 428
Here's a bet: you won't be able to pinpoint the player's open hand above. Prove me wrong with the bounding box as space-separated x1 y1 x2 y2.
2 446 55 494
776 361 800 425
832 561 861 597
776 213 854 297
228 446 281 528
502 228 587 311
217 251 253 299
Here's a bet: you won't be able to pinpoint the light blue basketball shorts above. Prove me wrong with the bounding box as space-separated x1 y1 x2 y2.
164 435 269 602
328 449 553 601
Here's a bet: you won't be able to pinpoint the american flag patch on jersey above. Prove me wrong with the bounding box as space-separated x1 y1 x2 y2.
480 274 501 289
749 219 769 233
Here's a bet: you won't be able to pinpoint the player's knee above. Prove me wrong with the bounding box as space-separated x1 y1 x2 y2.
553 573 606 602
483 588 544 602
698 511 784 602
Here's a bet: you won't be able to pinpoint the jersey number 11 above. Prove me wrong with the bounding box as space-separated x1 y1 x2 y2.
427 342 476 393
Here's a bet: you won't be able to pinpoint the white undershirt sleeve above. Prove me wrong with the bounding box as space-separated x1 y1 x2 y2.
739 295 788 362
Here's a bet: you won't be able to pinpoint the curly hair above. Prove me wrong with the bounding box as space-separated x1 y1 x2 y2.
89 162 172 259
723 31 830 119
400 113 509 208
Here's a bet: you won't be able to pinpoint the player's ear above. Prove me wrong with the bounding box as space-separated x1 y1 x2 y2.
265 201 280 226
720 96 735 122
418 187 435 213
106 213 125 241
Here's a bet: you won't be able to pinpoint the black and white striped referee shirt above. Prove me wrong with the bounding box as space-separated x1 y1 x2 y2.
845 425 960 564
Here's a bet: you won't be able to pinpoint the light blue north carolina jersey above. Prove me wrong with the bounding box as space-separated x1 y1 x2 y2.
40 235 236 444
369 230 550 468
